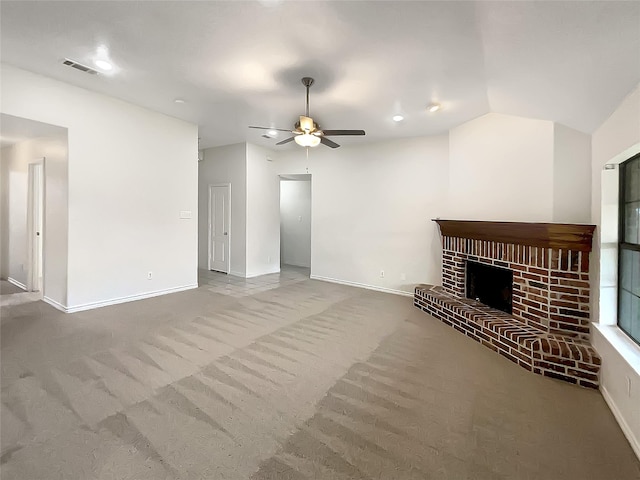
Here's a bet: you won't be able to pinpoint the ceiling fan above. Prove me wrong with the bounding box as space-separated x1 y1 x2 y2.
249 77 365 149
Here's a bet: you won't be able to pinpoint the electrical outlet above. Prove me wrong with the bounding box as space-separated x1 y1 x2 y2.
401 273 406 281
380 270 385 278
147 271 153 280
268 256 271 263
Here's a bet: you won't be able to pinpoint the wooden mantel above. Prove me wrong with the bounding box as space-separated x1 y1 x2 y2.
433 219 596 252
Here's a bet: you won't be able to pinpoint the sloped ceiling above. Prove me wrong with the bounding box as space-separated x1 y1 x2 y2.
1 1 638 149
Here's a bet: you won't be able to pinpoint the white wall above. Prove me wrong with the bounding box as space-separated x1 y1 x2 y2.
246 143 280 277
0 131 68 306
0 148 9 280
553 124 592 223
280 180 311 268
199 143 247 277
1 64 199 311
271 136 449 294
449 113 555 222
591 84 640 459
0 146 28 287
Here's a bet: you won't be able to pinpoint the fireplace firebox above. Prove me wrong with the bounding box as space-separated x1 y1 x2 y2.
466 261 512 314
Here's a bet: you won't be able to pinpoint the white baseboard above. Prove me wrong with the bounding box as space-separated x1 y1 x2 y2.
601 385 640 461
226 267 281 279
43 296 68 312
246 266 280 278
61 284 198 313
7 277 27 290
310 275 413 297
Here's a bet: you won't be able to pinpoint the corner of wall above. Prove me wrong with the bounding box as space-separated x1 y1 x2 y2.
551 122 592 223
0 147 11 280
245 142 280 276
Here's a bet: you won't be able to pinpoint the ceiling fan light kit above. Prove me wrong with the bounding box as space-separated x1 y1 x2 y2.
294 133 321 147
248 77 366 149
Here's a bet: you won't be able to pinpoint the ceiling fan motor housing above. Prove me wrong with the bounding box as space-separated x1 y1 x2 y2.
295 119 320 134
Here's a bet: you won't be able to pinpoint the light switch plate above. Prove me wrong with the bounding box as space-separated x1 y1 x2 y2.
179 210 192 219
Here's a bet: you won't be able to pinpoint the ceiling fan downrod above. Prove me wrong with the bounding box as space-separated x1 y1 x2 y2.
301 77 314 117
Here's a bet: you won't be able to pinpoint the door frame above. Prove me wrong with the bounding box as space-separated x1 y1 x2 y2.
208 182 231 274
27 157 45 293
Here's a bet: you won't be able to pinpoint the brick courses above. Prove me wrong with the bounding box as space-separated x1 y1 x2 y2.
416 233 600 388
440 236 591 340
415 285 600 388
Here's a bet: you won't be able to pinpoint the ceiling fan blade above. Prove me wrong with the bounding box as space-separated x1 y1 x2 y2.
322 130 366 136
320 137 340 149
275 136 296 146
299 116 314 132
249 126 292 132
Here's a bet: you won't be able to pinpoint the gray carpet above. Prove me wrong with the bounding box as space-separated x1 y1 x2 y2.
0 280 40 308
0 280 26 295
1 269 639 479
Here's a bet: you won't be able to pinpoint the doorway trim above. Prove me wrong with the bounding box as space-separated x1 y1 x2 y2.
27 157 45 294
208 182 231 274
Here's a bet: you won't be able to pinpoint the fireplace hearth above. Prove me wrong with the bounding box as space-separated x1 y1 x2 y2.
414 219 601 388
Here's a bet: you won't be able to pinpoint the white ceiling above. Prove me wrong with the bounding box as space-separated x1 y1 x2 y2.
1 1 639 150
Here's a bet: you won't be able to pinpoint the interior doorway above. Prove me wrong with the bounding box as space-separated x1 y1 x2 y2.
279 174 311 276
27 159 44 293
0 113 68 309
208 183 230 273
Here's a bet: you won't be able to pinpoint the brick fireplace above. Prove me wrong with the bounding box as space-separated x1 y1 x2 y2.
415 220 601 388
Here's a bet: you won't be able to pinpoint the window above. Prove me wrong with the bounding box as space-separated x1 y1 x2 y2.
619 153 640 344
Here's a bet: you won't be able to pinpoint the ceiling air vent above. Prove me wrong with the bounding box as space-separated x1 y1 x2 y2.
62 58 99 75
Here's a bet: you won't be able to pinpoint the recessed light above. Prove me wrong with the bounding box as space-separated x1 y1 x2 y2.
94 59 112 71
427 103 441 113
267 130 278 136
174 98 185 104
392 115 404 122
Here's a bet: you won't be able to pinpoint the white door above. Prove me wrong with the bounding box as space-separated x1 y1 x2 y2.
209 184 230 273
27 161 44 292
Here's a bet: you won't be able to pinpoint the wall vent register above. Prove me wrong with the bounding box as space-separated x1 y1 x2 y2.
62 58 99 75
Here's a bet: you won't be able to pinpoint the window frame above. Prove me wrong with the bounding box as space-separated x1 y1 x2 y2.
618 152 640 346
